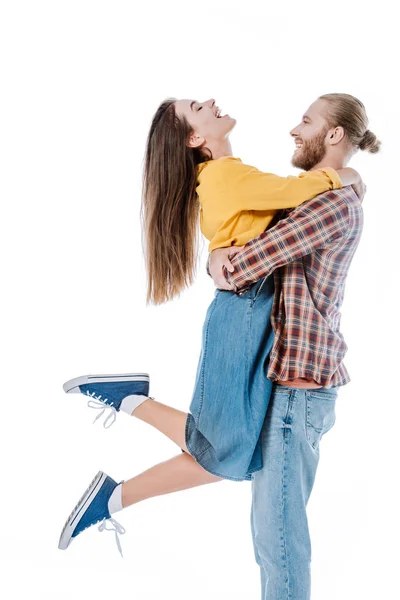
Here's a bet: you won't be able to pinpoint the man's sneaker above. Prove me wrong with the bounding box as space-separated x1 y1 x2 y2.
58 471 126 556
63 373 150 428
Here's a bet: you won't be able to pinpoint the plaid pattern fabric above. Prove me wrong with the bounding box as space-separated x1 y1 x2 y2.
224 187 363 387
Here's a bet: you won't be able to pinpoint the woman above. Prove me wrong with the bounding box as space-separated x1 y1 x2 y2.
58 98 362 555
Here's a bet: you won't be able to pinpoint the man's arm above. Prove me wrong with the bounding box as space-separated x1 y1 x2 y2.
221 189 361 294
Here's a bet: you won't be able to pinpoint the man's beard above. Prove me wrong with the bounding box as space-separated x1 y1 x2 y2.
291 127 329 171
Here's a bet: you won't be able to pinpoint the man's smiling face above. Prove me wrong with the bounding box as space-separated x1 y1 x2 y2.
290 99 332 171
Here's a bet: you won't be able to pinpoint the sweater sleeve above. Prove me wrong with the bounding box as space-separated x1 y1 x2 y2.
221 161 342 211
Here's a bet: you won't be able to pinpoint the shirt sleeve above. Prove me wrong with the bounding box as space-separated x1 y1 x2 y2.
225 192 352 293
221 161 342 211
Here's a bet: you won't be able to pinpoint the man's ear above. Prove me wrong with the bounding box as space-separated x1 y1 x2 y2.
327 126 345 146
188 133 205 149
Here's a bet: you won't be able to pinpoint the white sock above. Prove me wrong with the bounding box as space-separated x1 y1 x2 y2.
108 483 123 515
120 394 149 415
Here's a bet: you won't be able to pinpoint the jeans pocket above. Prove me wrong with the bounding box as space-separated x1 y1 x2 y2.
266 386 295 443
305 392 336 451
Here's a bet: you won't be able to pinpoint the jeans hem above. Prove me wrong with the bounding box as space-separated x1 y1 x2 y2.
185 414 261 482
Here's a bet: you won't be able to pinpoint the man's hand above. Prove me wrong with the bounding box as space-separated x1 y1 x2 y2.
209 246 245 290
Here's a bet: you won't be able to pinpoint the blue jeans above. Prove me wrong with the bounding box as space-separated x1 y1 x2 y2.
250 384 338 600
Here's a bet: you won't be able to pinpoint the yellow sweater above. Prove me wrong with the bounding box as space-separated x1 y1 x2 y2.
196 156 343 251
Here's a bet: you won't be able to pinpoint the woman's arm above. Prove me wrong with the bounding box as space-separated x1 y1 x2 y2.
220 160 361 211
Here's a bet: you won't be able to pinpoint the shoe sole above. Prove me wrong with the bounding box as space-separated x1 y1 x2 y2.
58 471 107 550
63 373 150 394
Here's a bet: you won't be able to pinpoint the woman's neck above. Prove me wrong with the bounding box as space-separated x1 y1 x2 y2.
207 139 233 160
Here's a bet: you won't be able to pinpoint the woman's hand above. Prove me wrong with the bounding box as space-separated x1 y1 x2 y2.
351 179 367 203
209 246 245 290
337 167 367 202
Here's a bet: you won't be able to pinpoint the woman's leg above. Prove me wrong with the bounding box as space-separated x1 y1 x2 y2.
121 451 222 509
119 399 224 506
59 450 222 551
129 397 190 453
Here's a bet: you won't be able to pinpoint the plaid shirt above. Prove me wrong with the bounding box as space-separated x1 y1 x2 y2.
224 187 363 387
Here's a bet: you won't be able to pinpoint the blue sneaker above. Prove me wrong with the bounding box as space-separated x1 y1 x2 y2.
63 373 150 428
58 471 126 556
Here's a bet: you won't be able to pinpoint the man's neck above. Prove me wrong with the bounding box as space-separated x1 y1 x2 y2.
310 157 345 171
310 149 351 172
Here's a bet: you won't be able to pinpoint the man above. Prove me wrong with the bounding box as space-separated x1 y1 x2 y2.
207 93 380 599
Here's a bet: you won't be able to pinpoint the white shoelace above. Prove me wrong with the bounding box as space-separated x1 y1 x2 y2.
86 391 117 428
98 517 126 557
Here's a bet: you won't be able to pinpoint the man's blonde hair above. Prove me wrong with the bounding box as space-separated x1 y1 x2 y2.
320 93 381 154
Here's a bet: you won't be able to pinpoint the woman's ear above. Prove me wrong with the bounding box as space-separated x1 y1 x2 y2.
188 133 205 149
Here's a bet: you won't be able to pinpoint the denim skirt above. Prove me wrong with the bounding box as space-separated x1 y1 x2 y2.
184 276 275 482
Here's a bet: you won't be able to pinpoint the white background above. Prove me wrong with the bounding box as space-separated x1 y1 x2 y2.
1 1 399 599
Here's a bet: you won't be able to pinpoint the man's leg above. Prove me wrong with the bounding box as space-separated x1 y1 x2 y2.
250 385 337 600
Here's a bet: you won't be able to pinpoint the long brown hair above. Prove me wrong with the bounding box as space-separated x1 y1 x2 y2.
319 93 381 154
141 99 210 305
